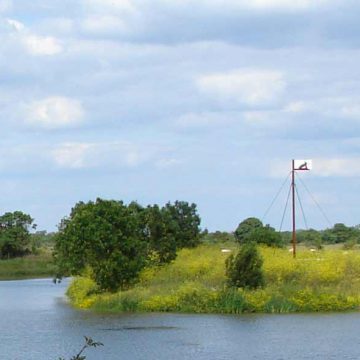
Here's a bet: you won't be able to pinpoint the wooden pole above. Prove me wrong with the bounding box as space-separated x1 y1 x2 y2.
291 159 296 258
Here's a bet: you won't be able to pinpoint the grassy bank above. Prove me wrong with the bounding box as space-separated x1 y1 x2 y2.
67 243 360 313
0 252 56 280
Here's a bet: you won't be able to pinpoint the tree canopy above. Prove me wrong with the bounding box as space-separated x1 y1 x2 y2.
54 199 148 291
0 211 36 259
234 217 263 244
235 217 282 247
54 198 202 291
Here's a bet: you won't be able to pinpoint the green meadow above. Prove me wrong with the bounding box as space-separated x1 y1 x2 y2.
0 251 56 280
67 243 360 313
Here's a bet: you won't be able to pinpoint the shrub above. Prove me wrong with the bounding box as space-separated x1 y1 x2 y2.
226 242 265 289
66 277 99 308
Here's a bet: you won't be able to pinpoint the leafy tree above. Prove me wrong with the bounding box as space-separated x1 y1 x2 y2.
163 201 201 248
247 225 283 247
234 217 263 244
332 223 358 243
54 198 202 290
143 205 177 264
54 199 148 291
235 218 282 247
0 211 36 259
143 201 201 264
225 242 264 289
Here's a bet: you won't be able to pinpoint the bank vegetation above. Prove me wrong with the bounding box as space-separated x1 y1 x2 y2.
67 243 360 313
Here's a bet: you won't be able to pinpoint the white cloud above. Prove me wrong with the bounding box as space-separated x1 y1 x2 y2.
6 18 24 32
22 34 62 55
283 97 360 120
80 0 140 36
196 69 286 106
312 158 360 177
51 141 168 169
52 143 91 169
25 97 85 129
6 18 63 56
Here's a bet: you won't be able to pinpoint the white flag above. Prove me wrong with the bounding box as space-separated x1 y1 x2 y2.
294 159 312 170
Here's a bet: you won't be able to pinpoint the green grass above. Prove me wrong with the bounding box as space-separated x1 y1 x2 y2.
0 251 56 280
67 243 360 313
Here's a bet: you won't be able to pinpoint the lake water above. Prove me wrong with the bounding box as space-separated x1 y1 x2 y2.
1 279 360 360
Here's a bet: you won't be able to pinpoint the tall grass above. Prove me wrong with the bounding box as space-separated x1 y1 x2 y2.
0 252 56 280
67 244 360 313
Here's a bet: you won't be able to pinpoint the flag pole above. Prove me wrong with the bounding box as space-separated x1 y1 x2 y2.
291 159 296 258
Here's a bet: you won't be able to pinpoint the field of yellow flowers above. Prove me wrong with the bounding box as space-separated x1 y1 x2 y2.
67 243 360 313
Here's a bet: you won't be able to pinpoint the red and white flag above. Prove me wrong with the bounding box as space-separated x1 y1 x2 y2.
294 159 312 171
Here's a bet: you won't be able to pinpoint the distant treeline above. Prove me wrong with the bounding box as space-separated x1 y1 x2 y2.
281 223 360 248
203 218 360 249
1 205 359 261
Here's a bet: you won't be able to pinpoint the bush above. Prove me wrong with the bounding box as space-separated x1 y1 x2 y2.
226 242 265 289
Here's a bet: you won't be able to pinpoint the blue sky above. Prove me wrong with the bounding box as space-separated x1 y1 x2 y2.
1 0 360 232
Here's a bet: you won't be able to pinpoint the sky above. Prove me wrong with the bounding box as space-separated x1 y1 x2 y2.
1 0 360 232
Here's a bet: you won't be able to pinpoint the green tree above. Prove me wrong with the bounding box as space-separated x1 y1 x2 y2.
247 225 283 247
54 199 148 291
332 223 356 243
0 211 36 259
144 205 177 264
234 217 263 244
225 242 264 289
163 201 201 249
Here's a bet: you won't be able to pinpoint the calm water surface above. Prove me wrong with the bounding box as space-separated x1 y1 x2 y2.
1 279 360 359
